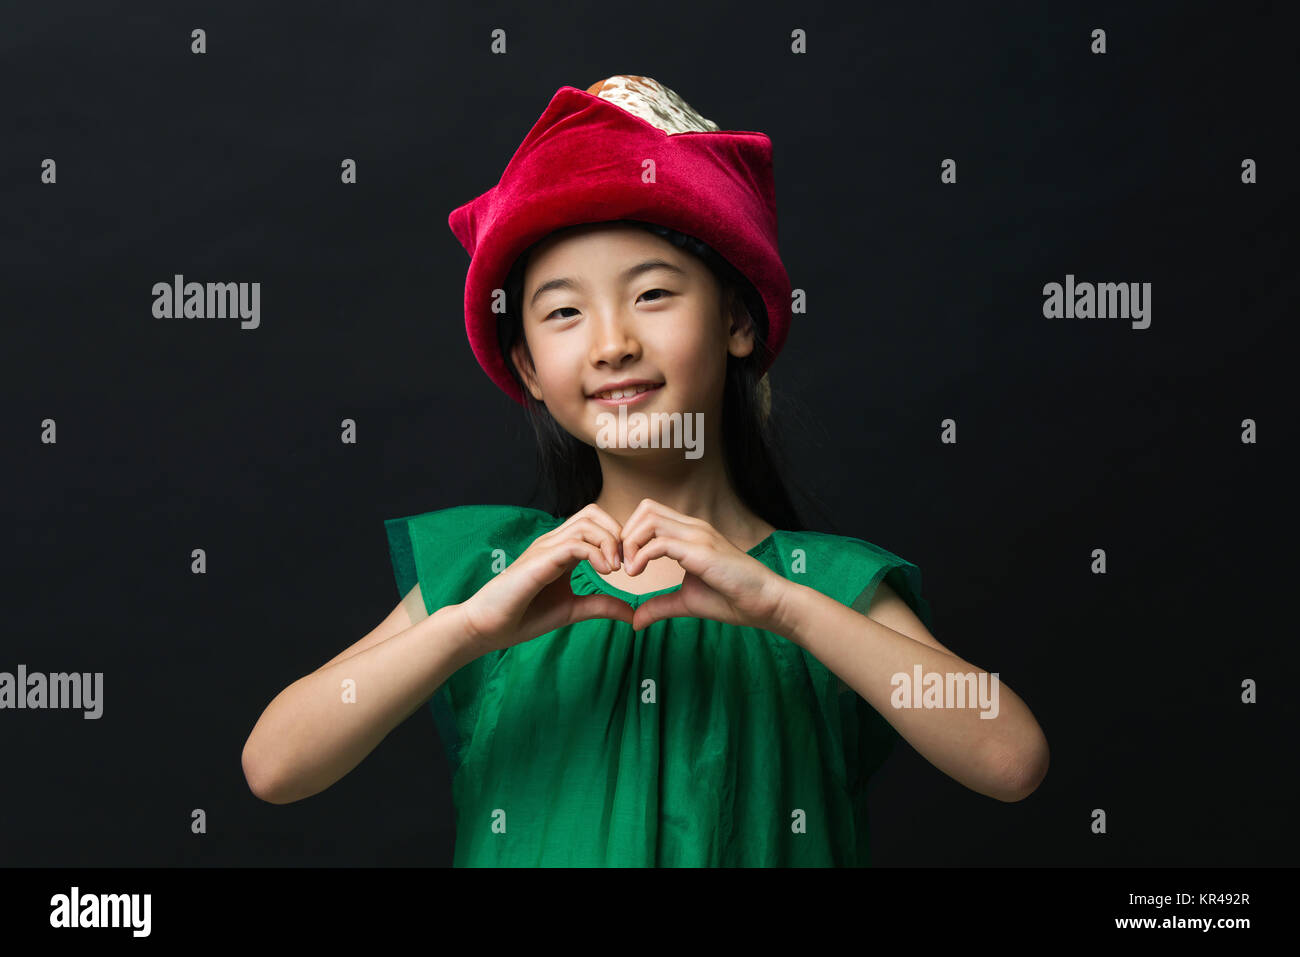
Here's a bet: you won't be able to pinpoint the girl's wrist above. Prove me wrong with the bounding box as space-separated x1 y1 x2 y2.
757 576 806 643
446 601 493 664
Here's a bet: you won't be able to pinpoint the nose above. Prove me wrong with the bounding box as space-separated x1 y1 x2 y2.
587 308 642 367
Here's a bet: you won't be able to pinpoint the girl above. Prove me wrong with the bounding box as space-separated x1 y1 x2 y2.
242 75 1049 866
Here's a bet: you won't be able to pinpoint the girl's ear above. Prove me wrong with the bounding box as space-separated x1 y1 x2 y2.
726 286 757 359
511 340 544 401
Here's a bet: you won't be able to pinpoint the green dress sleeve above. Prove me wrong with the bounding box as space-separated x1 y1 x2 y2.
383 504 560 775
772 531 933 866
843 540 934 792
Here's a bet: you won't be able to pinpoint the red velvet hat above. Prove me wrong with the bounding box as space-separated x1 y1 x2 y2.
447 75 792 406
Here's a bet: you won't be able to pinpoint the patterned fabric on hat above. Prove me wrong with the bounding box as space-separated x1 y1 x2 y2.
585 75 720 134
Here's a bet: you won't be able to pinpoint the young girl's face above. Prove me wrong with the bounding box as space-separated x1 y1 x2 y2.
512 223 755 448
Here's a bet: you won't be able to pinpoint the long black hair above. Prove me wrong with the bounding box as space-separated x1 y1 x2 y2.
497 219 816 533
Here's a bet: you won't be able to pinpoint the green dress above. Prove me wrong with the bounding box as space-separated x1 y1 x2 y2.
383 504 933 867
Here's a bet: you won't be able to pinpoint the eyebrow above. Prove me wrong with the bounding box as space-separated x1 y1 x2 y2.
528 259 688 310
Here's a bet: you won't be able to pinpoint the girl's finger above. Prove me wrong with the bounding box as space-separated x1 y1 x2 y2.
542 516 618 571
622 515 707 571
556 503 623 545
623 498 708 537
631 589 690 630
545 539 613 579
578 502 626 540
553 509 623 569
622 530 702 576
572 516 622 570
569 594 635 627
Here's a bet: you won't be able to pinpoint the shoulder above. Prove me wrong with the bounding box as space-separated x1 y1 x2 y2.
383 504 562 612
859 578 954 658
774 527 915 563
385 502 552 526
386 503 561 542
775 528 946 653
769 528 922 595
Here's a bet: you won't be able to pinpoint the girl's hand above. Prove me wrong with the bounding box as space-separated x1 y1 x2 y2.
620 499 791 633
458 504 635 655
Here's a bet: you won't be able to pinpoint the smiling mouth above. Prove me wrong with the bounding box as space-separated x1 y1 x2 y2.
589 383 664 402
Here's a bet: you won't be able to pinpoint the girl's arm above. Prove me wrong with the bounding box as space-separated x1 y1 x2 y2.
307 583 432 675
242 504 637 805
771 580 1050 803
241 598 482 805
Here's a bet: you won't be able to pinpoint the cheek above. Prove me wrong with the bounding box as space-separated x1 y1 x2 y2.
655 313 713 354
670 322 726 373
531 341 583 393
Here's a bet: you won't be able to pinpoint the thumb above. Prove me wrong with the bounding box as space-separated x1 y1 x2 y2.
631 591 689 631
570 594 636 627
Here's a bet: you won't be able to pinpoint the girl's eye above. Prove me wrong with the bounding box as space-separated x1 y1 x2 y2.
544 291 670 320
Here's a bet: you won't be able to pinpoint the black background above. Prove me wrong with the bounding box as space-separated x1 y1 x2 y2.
3 0 1295 866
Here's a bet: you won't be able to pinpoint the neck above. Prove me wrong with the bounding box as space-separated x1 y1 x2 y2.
592 443 774 551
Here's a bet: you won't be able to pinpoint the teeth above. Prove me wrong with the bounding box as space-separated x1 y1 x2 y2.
594 384 658 399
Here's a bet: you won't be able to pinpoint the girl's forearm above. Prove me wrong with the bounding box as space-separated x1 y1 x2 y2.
771 583 1049 802
241 603 481 805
